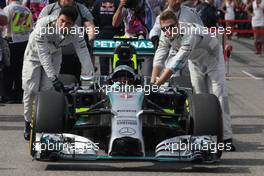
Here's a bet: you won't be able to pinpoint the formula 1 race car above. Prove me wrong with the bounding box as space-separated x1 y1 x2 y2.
29 38 223 163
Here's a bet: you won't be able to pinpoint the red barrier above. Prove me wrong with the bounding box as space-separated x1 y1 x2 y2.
218 19 251 23
207 28 264 34
230 29 264 33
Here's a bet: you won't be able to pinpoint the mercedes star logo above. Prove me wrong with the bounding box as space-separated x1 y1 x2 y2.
119 127 136 135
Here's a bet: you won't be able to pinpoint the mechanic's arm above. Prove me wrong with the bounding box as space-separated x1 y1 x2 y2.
112 0 126 27
73 34 95 76
151 34 170 83
150 16 161 49
38 5 49 20
149 15 161 39
35 29 57 80
79 4 96 41
84 21 95 41
155 35 199 86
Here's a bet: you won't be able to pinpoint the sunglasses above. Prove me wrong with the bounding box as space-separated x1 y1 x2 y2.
161 23 177 32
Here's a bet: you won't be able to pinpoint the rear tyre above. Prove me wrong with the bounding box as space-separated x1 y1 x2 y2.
190 93 223 158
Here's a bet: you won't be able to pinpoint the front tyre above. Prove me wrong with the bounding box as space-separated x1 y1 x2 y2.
190 93 223 159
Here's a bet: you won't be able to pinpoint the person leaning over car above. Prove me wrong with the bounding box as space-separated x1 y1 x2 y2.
38 0 96 82
149 0 203 49
150 0 203 77
151 10 235 151
22 6 94 141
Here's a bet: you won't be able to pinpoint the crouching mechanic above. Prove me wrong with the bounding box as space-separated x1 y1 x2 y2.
22 6 94 140
151 10 235 151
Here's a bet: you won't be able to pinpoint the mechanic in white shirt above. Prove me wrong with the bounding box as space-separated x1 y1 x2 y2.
151 10 235 151
22 6 94 141
149 0 203 47
150 0 203 77
38 0 96 82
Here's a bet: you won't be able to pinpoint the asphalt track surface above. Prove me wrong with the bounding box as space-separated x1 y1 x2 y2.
0 37 263 176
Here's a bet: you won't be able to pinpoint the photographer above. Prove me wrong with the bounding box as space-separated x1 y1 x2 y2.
113 0 153 37
92 0 123 75
112 0 154 76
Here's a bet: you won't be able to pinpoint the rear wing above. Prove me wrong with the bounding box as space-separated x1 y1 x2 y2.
92 39 155 57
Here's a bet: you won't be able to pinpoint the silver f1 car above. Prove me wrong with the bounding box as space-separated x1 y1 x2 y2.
29 38 223 163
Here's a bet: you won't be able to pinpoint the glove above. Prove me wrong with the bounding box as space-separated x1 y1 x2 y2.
151 35 160 50
52 76 65 92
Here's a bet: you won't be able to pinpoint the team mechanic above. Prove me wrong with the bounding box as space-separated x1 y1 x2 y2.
151 10 235 151
22 6 94 140
149 0 203 48
150 0 203 76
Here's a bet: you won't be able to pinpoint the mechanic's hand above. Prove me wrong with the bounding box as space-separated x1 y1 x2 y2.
150 78 156 85
151 35 159 50
82 69 95 77
154 81 162 86
52 77 65 92
150 76 160 85
119 0 126 8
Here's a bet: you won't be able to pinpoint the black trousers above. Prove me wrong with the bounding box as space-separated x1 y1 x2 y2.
3 41 27 101
0 66 4 96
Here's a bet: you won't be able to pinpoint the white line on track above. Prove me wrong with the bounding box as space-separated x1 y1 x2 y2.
242 70 263 80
